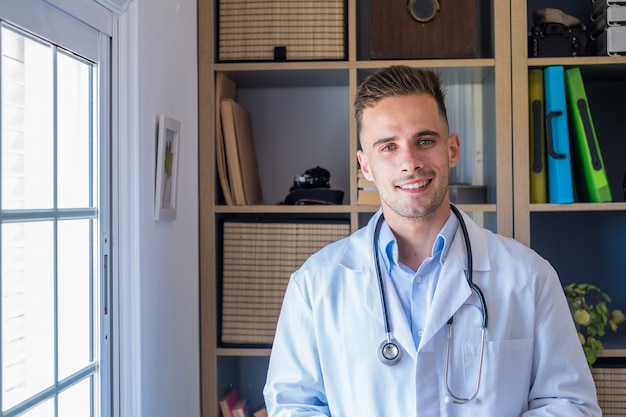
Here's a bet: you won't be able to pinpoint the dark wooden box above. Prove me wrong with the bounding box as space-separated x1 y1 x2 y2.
370 0 492 59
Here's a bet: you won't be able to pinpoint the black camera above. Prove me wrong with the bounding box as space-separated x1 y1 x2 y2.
290 166 331 190
529 22 587 57
283 166 344 205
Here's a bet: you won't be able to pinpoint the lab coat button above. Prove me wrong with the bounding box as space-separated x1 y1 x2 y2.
416 276 423 283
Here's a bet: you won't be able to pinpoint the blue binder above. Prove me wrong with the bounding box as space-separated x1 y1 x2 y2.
543 66 575 204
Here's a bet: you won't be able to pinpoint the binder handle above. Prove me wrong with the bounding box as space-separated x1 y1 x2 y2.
531 100 543 173
545 111 566 160
577 99 602 171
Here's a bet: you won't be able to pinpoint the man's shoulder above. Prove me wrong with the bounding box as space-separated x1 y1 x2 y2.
477 225 547 265
306 225 368 263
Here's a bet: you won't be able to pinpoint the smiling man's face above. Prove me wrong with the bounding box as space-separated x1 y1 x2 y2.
357 93 460 222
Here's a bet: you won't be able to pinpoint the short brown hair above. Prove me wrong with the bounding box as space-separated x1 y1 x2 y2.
354 66 448 136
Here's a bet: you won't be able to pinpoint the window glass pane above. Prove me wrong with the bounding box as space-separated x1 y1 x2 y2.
1 222 55 410
57 52 93 209
58 219 93 379
58 377 94 417
1 26 54 209
1 10 107 415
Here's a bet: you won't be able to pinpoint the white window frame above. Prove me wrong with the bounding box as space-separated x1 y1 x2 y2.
0 0 122 415
111 2 142 416
0 1 140 415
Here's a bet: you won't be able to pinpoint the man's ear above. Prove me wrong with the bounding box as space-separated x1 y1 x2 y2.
448 133 461 168
357 150 374 182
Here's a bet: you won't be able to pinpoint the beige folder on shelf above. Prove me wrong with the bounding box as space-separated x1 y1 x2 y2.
220 98 263 205
215 73 237 205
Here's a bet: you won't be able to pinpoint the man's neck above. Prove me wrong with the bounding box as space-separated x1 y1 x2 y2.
384 207 451 271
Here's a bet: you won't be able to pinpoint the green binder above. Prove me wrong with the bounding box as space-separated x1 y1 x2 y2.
564 67 612 203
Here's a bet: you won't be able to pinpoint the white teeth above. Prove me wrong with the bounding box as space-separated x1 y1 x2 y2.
400 180 428 190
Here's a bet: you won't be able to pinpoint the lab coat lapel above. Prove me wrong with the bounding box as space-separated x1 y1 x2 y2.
339 211 384 325
355 256 417 359
349 259 418 361
419 244 471 350
339 211 418 359
419 211 490 350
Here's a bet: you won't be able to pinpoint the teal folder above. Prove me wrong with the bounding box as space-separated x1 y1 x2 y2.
543 66 575 204
529 69 547 203
564 67 612 203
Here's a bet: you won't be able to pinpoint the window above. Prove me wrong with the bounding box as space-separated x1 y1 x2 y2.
0 11 110 417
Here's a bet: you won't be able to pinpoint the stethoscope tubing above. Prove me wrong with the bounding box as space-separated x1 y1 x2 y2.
373 204 488 403
373 212 391 335
449 204 488 329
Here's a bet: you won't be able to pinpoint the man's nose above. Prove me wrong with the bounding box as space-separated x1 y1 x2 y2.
398 147 423 173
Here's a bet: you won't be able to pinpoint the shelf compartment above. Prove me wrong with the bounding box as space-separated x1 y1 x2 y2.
216 216 351 348
530 202 626 212
530 210 626 348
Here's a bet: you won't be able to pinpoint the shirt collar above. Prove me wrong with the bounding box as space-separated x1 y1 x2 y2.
378 210 459 268
437 211 459 265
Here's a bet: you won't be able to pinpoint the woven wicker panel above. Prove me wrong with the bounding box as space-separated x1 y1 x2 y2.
218 0 346 61
593 367 626 416
221 221 350 345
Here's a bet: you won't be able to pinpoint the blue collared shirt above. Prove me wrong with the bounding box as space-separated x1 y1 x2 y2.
377 213 459 348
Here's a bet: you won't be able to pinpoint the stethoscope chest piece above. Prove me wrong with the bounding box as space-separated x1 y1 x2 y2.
378 337 403 366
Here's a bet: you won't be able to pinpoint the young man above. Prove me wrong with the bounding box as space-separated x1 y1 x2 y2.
263 66 600 416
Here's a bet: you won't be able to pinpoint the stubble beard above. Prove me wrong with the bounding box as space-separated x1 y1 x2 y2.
379 171 450 220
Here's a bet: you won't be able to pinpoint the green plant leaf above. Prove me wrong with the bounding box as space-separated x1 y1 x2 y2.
584 347 597 366
612 309 625 324
574 309 590 325
564 283 624 368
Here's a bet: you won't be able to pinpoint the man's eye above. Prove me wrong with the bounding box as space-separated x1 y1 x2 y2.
381 144 395 152
419 138 434 146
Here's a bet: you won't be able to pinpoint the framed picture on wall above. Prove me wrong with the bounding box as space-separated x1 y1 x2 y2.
154 114 181 221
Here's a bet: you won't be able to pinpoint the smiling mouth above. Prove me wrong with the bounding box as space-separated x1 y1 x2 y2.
398 179 430 190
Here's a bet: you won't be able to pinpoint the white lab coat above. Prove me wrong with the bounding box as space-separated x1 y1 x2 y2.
264 209 601 417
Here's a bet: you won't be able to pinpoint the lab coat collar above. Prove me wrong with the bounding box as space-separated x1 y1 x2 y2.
339 208 490 269
337 209 382 272
338 208 492 356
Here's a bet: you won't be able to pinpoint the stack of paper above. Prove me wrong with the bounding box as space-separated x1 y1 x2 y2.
357 169 380 206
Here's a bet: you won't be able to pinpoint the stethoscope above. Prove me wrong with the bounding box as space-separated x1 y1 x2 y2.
373 204 488 404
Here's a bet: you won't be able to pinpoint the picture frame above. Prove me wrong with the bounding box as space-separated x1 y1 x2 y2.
154 114 181 221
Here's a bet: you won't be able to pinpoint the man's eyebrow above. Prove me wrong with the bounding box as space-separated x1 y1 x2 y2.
414 129 440 138
371 137 395 149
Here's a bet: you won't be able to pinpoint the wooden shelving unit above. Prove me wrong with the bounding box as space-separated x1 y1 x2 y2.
511 0 626 367
198 0 511 415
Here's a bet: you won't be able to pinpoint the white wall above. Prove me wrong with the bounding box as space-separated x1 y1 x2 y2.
131 0 200 416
